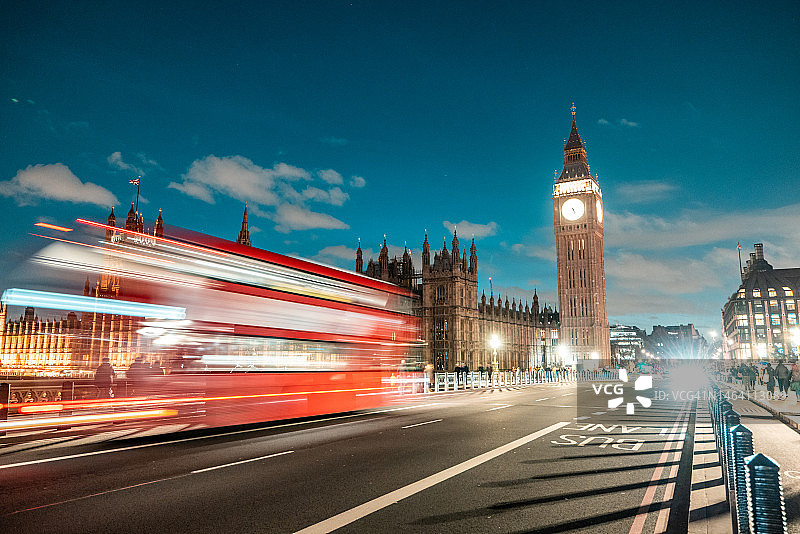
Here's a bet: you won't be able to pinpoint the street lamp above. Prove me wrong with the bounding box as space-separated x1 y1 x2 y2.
490 334 500 370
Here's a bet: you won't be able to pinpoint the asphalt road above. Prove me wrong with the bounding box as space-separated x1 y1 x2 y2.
0 380 697 533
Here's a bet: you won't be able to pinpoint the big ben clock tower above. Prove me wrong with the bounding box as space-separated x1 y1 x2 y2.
553 104 610 368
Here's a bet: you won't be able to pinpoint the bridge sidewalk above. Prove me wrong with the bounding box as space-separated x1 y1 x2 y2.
688 400 732 533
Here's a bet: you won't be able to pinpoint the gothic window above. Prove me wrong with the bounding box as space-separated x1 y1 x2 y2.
752 289 761 298
435 319 445 340
784 287 794 297
768 288 777 297
436 286 445 303
786 301 796 311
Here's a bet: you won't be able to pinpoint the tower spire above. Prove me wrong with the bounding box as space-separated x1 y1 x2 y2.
558 104 591 182
237 203 252 246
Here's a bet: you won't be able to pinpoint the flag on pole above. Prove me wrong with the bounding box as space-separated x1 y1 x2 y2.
737 242 741 250
129 178 140 185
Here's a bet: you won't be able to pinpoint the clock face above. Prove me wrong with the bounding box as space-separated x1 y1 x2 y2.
596 199 603 223
561 198 585 221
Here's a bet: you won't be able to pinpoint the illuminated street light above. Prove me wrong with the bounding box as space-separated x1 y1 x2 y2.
490 334 500 370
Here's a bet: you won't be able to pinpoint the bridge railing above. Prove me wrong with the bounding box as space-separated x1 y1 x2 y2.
708 381 788 534
430 368 619 392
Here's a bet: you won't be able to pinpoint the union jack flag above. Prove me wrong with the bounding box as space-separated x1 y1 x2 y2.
129 178 140 185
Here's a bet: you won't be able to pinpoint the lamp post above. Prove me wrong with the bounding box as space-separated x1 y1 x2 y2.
490 334 500 371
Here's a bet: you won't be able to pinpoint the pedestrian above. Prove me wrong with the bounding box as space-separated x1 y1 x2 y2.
765 363 776 397
775 360 790 399
425 363 434 392
127 356 146 395
749 363 757 391
790 362 800 402
94 357 115 398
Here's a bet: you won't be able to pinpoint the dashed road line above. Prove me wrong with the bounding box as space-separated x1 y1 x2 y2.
402 419 442 429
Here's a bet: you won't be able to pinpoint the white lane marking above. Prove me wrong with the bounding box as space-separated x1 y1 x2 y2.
12 450 295 514
487 404 513 412
0 403 440 471
592 412 606 415
560 393 573 397
535 397 550 401
401 419 442 429
575 416 590 420
192 450 294 474
294 421 571 534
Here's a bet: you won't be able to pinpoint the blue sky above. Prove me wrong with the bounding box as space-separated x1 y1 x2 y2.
2 1 799 336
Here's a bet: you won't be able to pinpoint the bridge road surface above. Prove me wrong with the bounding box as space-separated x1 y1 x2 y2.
0 379 697 533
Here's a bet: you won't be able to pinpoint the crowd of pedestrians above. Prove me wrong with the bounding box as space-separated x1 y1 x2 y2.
727 359 800 401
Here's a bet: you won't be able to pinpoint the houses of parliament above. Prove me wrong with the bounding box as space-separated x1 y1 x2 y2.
0 108 611 374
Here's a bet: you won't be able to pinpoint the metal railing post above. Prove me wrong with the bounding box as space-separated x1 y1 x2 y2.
745 453 787 534
718 399 733 449
0 382 9 437
725 410 741 487
731 424 754 534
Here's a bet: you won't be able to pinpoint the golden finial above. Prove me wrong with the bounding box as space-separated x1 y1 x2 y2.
571 102 576 117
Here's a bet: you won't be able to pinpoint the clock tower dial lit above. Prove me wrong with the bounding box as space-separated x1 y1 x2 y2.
551 104 610 368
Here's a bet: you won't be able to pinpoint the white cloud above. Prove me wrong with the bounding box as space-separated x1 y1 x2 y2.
0 163 119 208
510 243 555 261
168 155 281 205
598 118 610 125
316 245 358 261
317 169 343 185
169 155 357 233
620 118 639 127
350 175 366 188
108 151 144 176
616 180 679 203
274 163 311 181
605 203 800 250
443 220 499 239
302 186 349 206
273 204 349 233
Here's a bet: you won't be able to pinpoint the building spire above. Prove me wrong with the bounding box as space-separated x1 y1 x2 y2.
237 203 251 246
558 104 591 182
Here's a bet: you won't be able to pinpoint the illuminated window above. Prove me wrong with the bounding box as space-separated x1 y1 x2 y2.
787 301 796 311
789 313 797 325
770 300 779 309
771 314 781 326
754 314 765 326
768 288 777 297
752 289 761 298
737 289 746 299
784 287 794 297
737 316 749 327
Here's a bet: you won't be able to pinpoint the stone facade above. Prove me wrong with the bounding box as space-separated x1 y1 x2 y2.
357 232 560 372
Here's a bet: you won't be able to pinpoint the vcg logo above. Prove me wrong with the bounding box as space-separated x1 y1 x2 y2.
591 369 653 415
